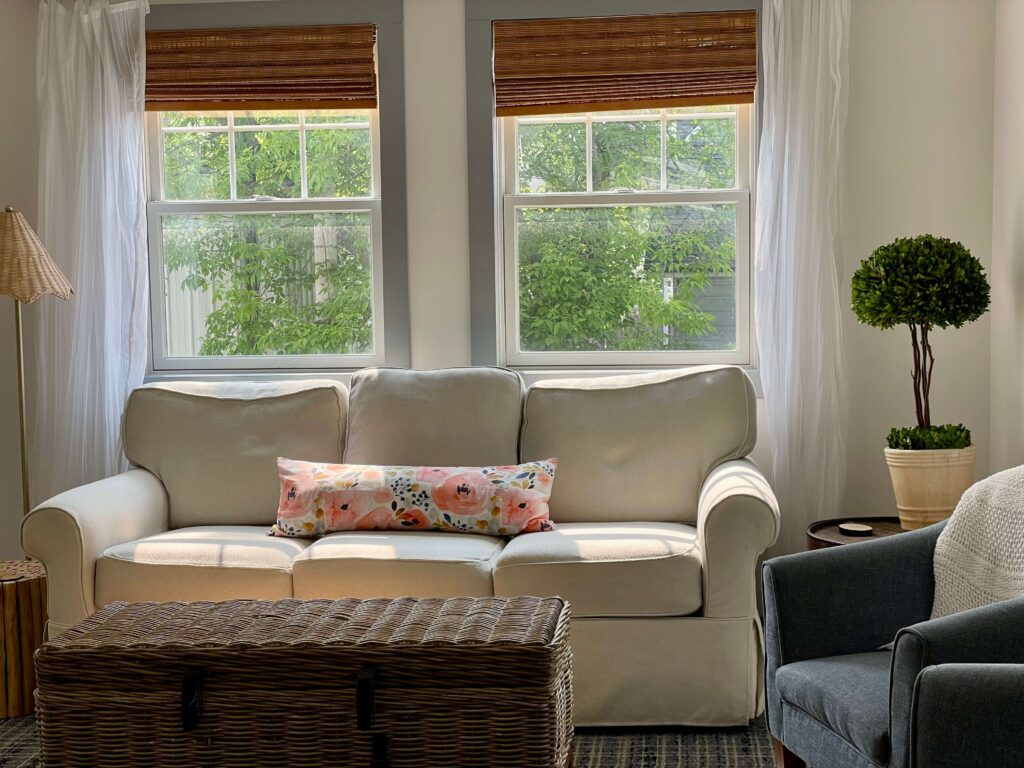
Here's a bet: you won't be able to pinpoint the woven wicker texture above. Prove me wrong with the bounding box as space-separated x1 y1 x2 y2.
146 24 377 111
493 11 757 116
36 597 573 768
0 209 73 304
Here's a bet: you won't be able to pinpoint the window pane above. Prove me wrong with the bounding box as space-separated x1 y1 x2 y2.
591 120 660 191
515 204 736 352
305 109 371 124
161 212 374 357
666 118 736 189
161 111 228 128
162 131 230 200
235 130 301 199
306 128 372 197
234 110 300 126
517 122 586 193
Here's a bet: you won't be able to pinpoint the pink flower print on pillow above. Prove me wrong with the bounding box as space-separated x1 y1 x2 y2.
431 470 495 516
324 489 371 530
271 458 558 538
498 489 554 533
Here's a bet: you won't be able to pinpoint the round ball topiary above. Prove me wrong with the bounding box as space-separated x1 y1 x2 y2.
851 234 990 436
851 234 989 330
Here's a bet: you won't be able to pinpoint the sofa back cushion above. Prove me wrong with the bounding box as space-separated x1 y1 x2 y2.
520 366 756 524
344 367 523 466
124 381 348 528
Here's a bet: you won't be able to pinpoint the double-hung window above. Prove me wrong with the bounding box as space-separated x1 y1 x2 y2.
144 24 386 371
491 10 758 368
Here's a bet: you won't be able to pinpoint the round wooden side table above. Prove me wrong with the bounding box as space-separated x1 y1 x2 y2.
0 560 47 718
806 516 906 550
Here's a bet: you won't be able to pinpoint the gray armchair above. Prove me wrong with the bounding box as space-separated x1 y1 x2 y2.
763 522 1024 768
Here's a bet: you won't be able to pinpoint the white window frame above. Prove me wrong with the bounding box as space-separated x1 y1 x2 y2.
498 104 754 368
145 110 386 372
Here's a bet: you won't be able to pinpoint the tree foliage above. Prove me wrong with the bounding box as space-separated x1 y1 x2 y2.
850 235 990 330
516 115 738 352
851 234 990 439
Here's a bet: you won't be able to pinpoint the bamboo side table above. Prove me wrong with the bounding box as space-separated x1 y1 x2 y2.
0 560 47 718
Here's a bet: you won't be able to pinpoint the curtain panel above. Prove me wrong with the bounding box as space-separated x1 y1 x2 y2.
755 0 851 553
33 0 150 503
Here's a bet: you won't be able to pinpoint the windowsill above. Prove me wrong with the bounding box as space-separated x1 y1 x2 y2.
144 363 763 397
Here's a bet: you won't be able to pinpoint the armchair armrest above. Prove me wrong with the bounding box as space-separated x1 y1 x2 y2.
698 459 780 618
21 469 168 636
762 523 942 739
911 664 1024 768
889 596 1024 767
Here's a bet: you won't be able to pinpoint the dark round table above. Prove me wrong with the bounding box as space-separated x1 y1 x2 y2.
806 516 905 549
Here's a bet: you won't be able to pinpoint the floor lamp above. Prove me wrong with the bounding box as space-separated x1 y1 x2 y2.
0 206 73 517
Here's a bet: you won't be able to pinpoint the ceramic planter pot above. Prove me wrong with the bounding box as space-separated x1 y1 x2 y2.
883 445 977 530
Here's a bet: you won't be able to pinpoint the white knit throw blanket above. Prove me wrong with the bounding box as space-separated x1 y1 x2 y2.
932 464 1024 619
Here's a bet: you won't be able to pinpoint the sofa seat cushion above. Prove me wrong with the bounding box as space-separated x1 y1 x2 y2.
291 531 503 599
775 651 892 765
492 522 702 618
96 526 308 605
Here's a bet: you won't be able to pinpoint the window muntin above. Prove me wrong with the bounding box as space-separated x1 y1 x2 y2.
501 105 752 366
147 109 384 370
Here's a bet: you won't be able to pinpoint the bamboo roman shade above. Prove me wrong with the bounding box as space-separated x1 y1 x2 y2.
492 11 757 116
145 24 378 111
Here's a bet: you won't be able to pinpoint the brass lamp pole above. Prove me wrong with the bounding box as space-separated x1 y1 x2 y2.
0 206 73 516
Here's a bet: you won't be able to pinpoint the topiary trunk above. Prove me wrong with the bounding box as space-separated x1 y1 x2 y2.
909 322 935 429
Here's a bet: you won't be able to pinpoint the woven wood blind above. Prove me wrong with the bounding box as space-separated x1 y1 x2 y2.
493 11 757 116
145 24 377 112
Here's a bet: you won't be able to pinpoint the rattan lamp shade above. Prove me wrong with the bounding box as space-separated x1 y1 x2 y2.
0 208 73 304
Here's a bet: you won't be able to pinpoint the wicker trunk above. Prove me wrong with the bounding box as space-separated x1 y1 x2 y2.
35 597 573 768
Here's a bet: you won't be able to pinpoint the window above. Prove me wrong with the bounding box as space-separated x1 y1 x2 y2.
142 20 408 370
146 108 385 370
499 104 753 366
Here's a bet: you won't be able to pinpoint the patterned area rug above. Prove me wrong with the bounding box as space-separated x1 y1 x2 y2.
2 716 773 767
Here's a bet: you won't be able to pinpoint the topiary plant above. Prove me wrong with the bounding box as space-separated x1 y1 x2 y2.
851 234 990 449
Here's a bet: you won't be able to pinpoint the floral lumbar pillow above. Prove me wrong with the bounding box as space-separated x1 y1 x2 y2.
270 458 558 538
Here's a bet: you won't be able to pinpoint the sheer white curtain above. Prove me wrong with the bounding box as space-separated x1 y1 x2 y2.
32 0 149 503
755 0 851 553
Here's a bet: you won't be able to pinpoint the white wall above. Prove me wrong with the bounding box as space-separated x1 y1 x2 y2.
990 0 1024 471
403 0 473 368
0 0 39 559
840 0 995 517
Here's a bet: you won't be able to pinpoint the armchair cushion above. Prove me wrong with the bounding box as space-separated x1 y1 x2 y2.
775 651 891 765
492 522 702 618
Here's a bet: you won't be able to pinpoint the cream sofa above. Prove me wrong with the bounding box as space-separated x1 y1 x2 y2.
22 365 779 726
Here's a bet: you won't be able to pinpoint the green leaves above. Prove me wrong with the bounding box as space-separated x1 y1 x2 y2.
516 205 734 352
851 234 990 330
163 212 373 357
887 424 972 450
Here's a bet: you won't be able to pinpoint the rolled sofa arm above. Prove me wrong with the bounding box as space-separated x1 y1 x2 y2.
911 664 1024 768
697 459 780 619
21 469 168 637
